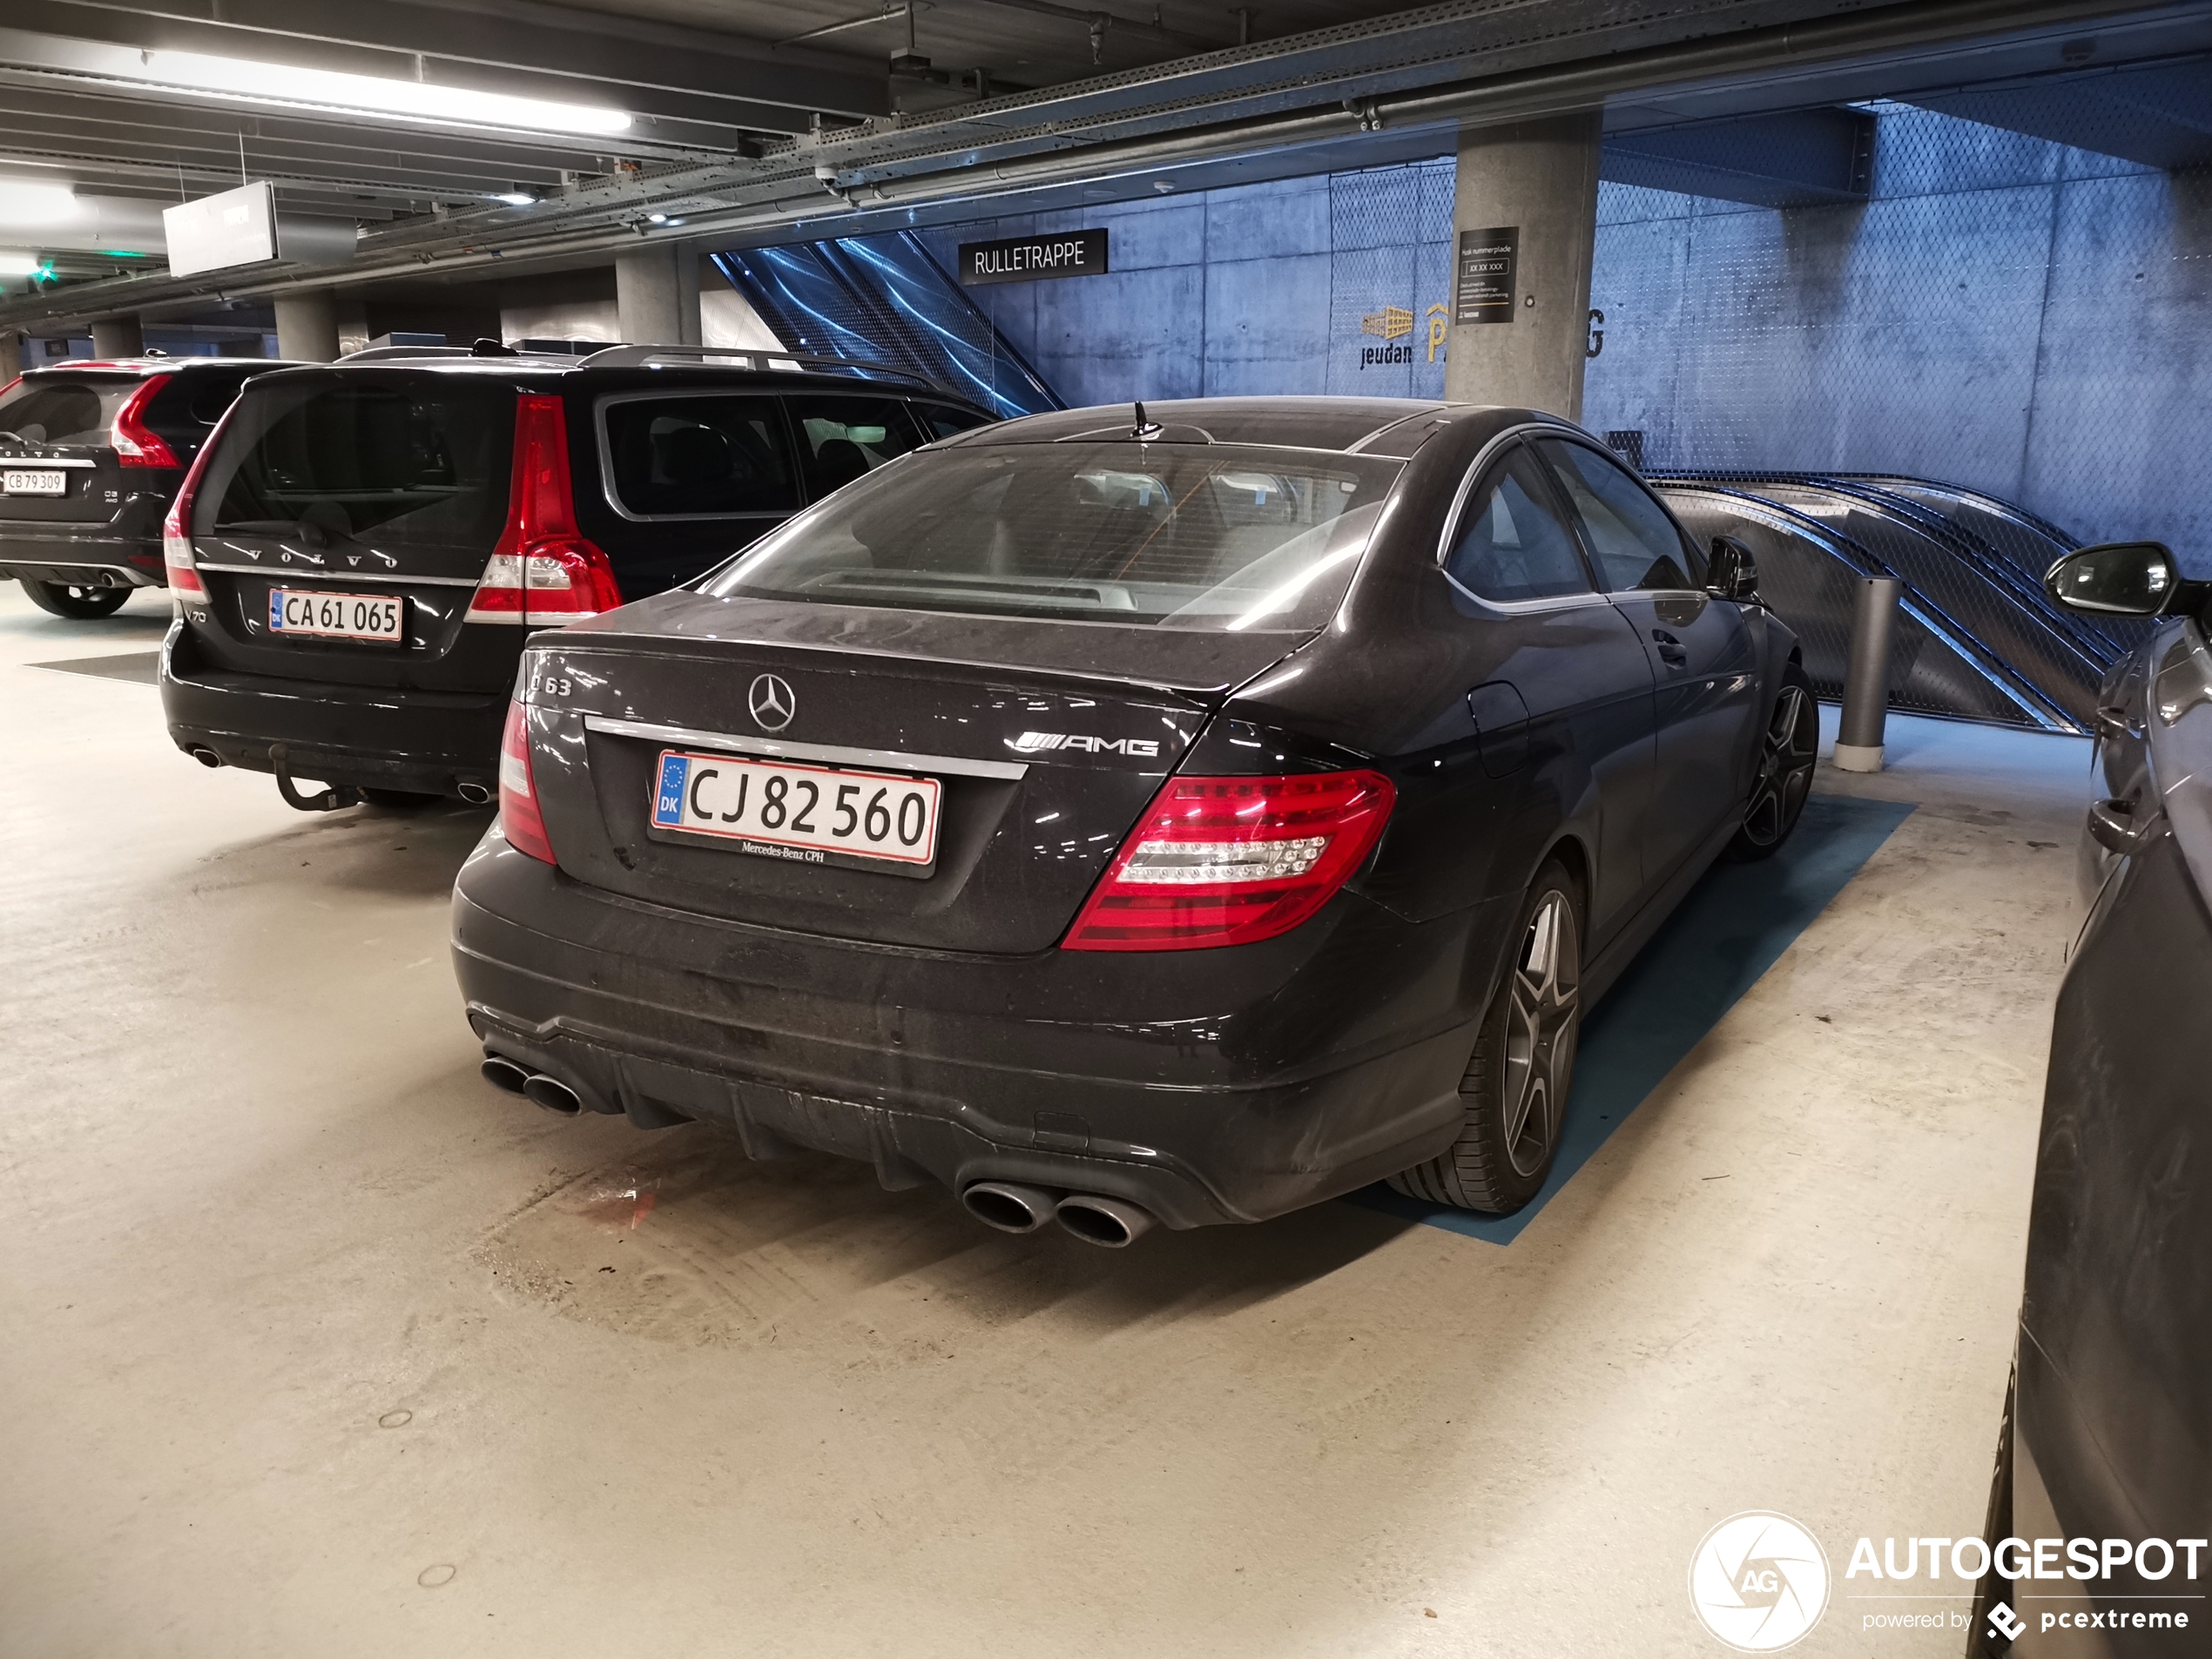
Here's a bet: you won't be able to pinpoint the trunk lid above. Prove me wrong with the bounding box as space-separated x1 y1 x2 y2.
181 370 525 691
523 592 1306 953
0 373 146 529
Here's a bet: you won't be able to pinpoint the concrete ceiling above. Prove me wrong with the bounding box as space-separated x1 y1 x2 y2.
3 0 2210 327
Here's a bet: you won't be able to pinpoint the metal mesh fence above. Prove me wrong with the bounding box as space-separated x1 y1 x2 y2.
1586 91 2212 561
1590 80 2210 727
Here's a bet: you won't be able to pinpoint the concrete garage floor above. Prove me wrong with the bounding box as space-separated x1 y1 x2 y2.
1 583 2093 1658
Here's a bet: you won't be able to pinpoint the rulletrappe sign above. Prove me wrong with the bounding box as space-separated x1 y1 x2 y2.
958 229 1109 286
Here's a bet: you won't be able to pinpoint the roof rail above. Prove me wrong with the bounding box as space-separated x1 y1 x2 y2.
335 345 476 363
574 343 968 401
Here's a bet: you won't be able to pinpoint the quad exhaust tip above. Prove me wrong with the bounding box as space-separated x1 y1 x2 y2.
522 1075 583 1116
961 1181 1061 1234
1055 1193 1156 1249
960 1182 1158 1245
480 1052 584 1116
479 1055 531 1095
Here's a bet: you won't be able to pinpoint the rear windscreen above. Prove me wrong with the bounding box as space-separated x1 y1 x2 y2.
199 378 515 552
705 441 1402 631
0 375 138 448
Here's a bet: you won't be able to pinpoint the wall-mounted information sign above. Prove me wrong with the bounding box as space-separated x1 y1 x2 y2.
1453 226 1520 325
958 228 1109 286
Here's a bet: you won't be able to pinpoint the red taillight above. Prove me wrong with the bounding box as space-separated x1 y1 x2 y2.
1062 770 1395 952
111 374 178 468
467 394 623 626
162 396 236 599
498 698 557 865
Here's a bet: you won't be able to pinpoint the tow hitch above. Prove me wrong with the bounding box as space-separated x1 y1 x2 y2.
269 743 361 813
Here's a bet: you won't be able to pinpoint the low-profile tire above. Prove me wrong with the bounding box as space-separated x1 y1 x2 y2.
358 787 443 811
1724 661 1817 863
1387 859 1583 1214
20 578 132 619
1965 1363 2016 1656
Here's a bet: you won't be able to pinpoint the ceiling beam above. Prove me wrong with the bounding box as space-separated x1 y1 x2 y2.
3 0 2203 327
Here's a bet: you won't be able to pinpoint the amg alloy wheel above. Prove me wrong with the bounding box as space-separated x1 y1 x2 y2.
1388 861 1582 1213
1726 664 1817 861
21 578 132 619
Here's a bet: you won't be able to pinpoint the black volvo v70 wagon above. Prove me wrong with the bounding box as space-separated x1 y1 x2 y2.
0 356 297 617
159 344 993 807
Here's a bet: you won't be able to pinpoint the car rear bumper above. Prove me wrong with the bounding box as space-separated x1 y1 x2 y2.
450 830 1505 1227
0 522 164 587
159 623 505 798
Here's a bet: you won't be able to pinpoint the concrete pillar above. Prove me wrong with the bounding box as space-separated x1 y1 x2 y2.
616 245 698 347
1442 111 1603 420
274 290 341 361
91 315 143 358
678 251 702 347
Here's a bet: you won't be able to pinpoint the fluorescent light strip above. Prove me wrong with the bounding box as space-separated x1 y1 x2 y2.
0 253 52 276
125 51 630 137
0 182 82 227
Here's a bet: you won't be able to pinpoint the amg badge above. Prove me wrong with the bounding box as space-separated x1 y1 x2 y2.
1009 731 1161 757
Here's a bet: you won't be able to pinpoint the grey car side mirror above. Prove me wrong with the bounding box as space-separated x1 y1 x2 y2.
2046 541 2189 617
1707 536 1758 602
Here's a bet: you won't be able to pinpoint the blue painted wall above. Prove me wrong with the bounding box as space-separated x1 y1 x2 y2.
914 160 1457 408
1583 105 2212 556
917 106 2209 555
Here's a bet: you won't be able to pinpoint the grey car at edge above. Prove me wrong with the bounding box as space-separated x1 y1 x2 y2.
1967 538 2212 1656
448 396 1817 1246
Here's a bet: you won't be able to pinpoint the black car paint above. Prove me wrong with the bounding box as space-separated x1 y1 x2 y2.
0 359 293 591
1979 613 2212 1656
450 398 1802 1226
159 358 991 799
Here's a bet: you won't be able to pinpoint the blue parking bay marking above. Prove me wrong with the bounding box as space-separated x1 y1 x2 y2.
653 753 691 826
1347 794 1918 1244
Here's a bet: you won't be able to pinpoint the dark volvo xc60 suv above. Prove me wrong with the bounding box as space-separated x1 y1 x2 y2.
451 397 1815 1244
0 356 295 617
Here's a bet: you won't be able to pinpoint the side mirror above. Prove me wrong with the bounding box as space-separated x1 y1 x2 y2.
1707 536 1758 602
2046 542 2184 617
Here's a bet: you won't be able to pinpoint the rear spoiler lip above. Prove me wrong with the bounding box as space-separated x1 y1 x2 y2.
523 625 1239 704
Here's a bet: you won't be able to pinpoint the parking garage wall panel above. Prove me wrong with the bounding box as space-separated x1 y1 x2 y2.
918 103 2205 560
1583 103 2212 561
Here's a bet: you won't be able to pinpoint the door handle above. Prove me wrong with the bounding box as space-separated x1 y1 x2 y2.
1651 628 1689 670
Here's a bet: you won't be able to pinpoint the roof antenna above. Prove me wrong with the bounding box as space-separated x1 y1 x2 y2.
1132 400 1162 441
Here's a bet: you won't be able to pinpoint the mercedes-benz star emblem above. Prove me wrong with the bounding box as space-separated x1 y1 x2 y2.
748 673 796 732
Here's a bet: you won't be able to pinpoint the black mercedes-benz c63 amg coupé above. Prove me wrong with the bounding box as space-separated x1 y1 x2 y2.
451 396 1816 1243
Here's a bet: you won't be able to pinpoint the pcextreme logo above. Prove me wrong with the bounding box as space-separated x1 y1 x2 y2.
1689 1512 1832 1652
